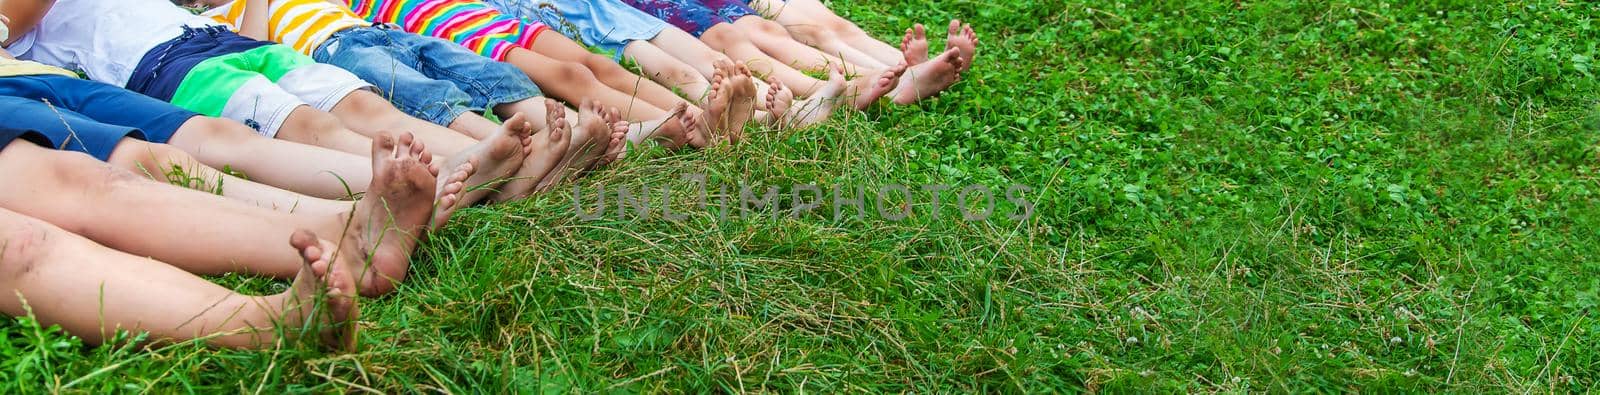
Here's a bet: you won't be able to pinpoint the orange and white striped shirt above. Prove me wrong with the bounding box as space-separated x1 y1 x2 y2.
204 0 370 55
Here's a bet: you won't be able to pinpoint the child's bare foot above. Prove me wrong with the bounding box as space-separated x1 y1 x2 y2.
703 61 736 143
431 161 473 229
849 62 906 110
759 77 795 128
947 20 978 72
540 100 608 185
492 104 572 199
891 48 965 105
902 23 931 64
722 62 758 142
786 68 846 128
336 132 437 296
627 103 701 148
287 229 359 351
601 107 629 163
445 114 532 207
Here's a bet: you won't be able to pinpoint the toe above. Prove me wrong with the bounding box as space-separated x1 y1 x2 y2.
290 229 320 256
374 132 396 153
397 132 416 150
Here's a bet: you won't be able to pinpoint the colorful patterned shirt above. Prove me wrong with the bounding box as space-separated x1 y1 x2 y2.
343 0 547 61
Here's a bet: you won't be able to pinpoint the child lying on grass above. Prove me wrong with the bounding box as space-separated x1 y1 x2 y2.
5 0 535 210
180 0 600 197
339 0 745 146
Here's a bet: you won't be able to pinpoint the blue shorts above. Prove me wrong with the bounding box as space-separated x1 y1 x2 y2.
0 75 198 160
313 26 543 126
621 0 756 37
485 0 668 61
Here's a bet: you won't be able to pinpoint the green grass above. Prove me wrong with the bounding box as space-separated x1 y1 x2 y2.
4 0 1599 391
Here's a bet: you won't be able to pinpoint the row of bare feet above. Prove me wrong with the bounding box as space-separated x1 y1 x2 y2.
775 19 977 129
283 20 979 351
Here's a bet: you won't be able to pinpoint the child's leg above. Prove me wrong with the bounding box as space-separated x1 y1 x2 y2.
502 48 671 121
746 0 902 66
328 90 532 205
696 25 830 96
622 40 714 102
701 22 898 110
310 32 535 205
0 75 374 200
637 28 793 124
0 136 443 296
529 32 693 112
106 138 350 216
257 104 375 156
729 15 873 72
165 116 374 200
0 210 355 349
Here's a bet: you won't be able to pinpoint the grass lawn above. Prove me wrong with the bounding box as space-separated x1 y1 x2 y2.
3 0 1598 392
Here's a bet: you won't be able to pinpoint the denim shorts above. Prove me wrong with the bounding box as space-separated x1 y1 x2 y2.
485 0 668 61
312 26 543 126
0 75 198 160
620 0 755 37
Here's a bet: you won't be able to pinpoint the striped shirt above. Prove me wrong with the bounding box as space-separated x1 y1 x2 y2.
343 0 546 61
204 0 370 55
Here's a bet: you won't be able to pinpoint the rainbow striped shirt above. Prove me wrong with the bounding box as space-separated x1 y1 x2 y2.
343 0 547 61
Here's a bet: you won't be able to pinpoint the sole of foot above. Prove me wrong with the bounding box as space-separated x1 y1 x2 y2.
761 77 796 129
288 229 358 352
430 161 473 229
601 106 628 163
490 101 574 199
626 102 699 149
704 60 736 144
539 99 612 189
902 23 930 65
851 62 907 110
947 19 978 73
724 62 758 142
455 112 534 206
891 47 966 105
786 69 847 128
338 131 438 296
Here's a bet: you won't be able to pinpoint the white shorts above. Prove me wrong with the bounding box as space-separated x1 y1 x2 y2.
218 63 373 138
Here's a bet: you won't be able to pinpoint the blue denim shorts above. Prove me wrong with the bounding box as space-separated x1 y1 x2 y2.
485 0 668 61
312 26 543 125
0 75 197 160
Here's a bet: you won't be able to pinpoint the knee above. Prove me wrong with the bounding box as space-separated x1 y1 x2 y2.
742 18 789 39
0 216 50 279
280 108 347 140
582 54 633 78
821 17 857 36
340 90 403 119
36 147 130 187
177 117 260 146
553 61 602 88
40 150 146 207
785 22 834 43
700 26 739 49
657 62 704 86
112 141 196 178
